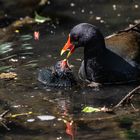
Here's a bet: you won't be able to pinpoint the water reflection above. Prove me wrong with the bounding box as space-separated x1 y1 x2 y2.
0 42 13 55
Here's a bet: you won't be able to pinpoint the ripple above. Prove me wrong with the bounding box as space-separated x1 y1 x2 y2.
21 43 33 50
0 42 13 54
20 34 32 41
0 65 12 72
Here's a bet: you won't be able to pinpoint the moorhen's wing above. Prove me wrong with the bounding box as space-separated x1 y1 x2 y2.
78 60 87 81
105 23 140 67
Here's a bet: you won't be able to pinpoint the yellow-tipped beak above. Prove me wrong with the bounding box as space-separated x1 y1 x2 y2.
61 49 66 56
60 35 75 58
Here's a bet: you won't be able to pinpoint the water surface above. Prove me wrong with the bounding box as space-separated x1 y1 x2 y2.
0 1 140 140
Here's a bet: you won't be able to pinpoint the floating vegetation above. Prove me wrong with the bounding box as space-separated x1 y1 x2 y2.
35 12 51 23
0 72 17 79
10 112 32 118
82 106 113 113
82 106 100 113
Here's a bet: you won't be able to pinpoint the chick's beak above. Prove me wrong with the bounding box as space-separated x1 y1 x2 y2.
61 35 75 58
61 59 69 69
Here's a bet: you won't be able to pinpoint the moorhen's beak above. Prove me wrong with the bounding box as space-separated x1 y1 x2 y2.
61 35 75 58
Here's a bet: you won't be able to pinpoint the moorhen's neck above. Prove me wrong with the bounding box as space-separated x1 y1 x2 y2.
84 39 106 60
84 39 107 82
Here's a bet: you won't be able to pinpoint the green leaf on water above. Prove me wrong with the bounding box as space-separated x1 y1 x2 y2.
82 106 101 113
35 12 51 23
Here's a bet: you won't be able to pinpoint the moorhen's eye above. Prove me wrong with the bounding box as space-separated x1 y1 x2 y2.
71 35 79 46
73 35 78 41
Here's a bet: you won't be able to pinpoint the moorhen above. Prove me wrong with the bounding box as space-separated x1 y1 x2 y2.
38 59 76 88
61 23 140 85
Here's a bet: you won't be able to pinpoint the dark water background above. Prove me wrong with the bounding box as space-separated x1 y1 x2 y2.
0 0 140 139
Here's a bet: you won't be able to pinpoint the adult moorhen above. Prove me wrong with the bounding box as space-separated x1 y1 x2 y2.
38 59 76 88
61 23 140 85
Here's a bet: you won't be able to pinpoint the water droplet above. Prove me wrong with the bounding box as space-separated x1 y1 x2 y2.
100 20 105 23
129 24 133 27
46 89 51 91
51 30 54 34
134 19 140 24
12 105 21 108
57 118 62 121
70 3 75 7
95 16 101 20
117 13 121 17
89 11 93 14
9 58 18 62
53 123 56 126
52 24 56 29
47 1 51 5
134 4 139 8
72 11 76 15
27 119 35 122
37 115 55 121
57 137 62 140
21 56 26 59
112 4 117 10
81 9 85 13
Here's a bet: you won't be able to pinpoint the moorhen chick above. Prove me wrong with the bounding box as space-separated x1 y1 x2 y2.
38 59 76 88
61 23 140 85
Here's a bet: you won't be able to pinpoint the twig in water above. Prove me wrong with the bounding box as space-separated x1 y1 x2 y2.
114 85 140 108
0 110 10 130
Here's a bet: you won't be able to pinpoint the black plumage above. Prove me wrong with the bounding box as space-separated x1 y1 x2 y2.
61 23 140 84
38 60 76 88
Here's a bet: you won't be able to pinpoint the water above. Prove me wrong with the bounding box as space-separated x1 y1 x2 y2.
0 1 140 139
